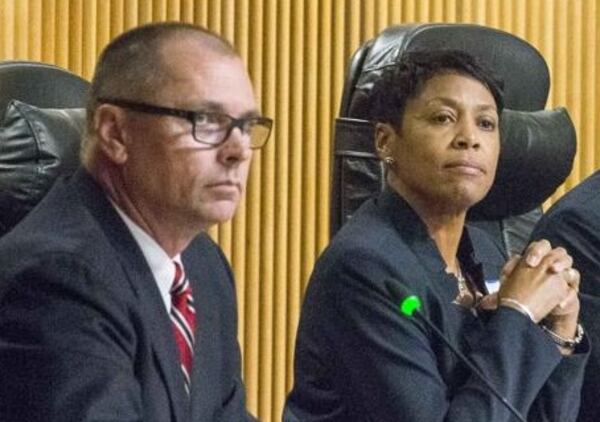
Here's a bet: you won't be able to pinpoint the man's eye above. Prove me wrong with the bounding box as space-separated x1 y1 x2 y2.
196 113 227 128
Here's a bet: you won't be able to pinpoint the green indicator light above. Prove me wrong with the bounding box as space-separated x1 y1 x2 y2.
400 295 422 317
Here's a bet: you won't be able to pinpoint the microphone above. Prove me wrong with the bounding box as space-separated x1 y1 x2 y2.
385 279 528 422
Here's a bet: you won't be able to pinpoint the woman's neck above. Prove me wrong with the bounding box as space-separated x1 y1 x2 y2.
423 213 465 272
388 178 467 270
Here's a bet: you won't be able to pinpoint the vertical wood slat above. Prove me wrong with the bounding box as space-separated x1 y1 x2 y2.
430 0 444 21
137 0 152 24
193 0 208 27
41 0 56 63
581 1 597 177
81 0 96 80
109 0 124 39
249 0 279 416
274 0 292 398
123 0 139 29
232 0 257 413
0 0 12 58
514 0 527 38
301 0 318 292
445 0 457 22
15 0 29 58
152 0 166 21
167 0 181 20
549 0 569 200
97 0 112 65
596 2 600 171
28 0 42 60
68 0 83 75
287 0 304 415
566 1 583 188
55 0 70 68
234 0 252 410
180 0 194 22
259 0 281 417
316 0 333 261
1 1 599 420
403 0 417 22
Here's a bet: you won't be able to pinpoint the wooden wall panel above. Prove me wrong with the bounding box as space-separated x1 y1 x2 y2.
1 1 599 420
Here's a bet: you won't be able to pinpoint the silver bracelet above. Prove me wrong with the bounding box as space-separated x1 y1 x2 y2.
540 323 585 350
499 298 536 322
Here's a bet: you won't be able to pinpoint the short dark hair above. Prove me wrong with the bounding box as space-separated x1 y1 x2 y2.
368 50 504 127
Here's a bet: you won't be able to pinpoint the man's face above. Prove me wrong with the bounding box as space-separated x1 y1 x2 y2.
119 36 258 231
382 73 500 214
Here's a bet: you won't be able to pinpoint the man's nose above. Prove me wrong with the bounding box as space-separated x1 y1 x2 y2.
218 127 253 164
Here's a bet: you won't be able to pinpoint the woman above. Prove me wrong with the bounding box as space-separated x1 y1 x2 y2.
284 50 588 421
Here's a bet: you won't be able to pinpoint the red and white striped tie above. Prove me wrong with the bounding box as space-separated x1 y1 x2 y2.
170 261 196 394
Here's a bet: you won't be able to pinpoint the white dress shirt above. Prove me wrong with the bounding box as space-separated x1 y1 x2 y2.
111 204 182 312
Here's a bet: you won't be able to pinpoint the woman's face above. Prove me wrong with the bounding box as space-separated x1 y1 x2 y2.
377 73 500 215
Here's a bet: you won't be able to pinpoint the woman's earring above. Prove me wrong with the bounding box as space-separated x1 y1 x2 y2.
384 156 395 165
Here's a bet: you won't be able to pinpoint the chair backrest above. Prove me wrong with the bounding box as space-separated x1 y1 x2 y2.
331 24 576 256
0 61 90 236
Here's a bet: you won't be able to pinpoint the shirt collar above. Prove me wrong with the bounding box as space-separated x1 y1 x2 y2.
110 203 180 311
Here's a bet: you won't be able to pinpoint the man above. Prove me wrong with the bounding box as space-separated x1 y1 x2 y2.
0 22 271 421
530 170 600 422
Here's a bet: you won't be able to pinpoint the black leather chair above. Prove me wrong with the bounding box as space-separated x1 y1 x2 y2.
0 61 90 236
331 24 577 258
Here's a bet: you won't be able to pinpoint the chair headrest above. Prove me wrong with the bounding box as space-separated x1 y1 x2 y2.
470 107 576 219
0 61 90 236
0 61 89 112
344 24 550 117
0 100 86 235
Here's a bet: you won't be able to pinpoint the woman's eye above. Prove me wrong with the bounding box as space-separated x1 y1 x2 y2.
432 113 453 124
478 118 497 131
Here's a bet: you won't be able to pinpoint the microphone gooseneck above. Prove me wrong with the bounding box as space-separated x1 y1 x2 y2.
384 279 528 422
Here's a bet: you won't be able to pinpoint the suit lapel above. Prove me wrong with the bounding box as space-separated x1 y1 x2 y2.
72 170 189 421
183 239 223 420
377 188 458 303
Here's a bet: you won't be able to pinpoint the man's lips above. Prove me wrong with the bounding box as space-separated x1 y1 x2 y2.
205 180 242 192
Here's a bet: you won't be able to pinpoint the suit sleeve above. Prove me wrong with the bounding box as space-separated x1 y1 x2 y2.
531 207 600 296
527 348 589 421
530 207 599 421
0 253 144 421
216 376 258 422
289 248 587 422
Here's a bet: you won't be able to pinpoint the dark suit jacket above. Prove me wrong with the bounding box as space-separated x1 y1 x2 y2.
284 188 588 421
0 169 254 421
530 169 600 422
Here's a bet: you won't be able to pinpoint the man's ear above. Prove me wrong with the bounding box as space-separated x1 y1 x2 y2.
94 104 129 165
374 122 395 160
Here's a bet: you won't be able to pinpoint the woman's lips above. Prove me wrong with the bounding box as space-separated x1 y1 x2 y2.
444 160 485 176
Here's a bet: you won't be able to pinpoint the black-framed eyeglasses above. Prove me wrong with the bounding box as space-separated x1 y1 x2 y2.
97 97 273 149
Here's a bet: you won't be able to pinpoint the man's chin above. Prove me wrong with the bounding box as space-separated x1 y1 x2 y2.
196 202 239 226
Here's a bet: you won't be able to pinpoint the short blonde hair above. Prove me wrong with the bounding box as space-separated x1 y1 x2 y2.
80 22 238 169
